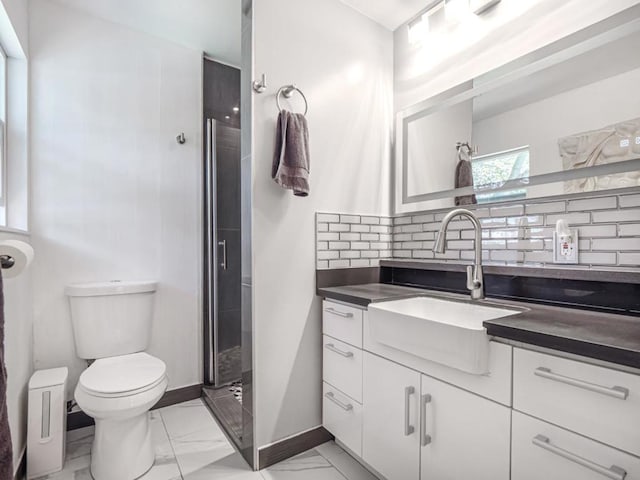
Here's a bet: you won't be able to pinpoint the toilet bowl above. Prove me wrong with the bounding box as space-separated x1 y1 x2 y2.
74 352 168 480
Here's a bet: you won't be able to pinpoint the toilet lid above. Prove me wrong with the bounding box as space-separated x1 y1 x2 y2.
79 352 166 397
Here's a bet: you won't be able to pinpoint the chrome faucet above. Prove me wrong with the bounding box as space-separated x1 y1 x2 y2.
433 208 484 300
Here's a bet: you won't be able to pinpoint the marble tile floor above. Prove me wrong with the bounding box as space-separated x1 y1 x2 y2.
35 399 378 480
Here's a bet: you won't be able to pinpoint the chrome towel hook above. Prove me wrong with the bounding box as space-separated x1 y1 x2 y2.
176 132 186 144
276 84 308 116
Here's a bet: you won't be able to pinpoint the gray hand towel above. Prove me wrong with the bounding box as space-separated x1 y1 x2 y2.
454 159 477 206
0 271 12 480
272 110 310 197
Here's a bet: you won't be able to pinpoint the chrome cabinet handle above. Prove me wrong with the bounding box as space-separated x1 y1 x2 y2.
404 386 415 436
218 240 227 270
534 367 629 400
325 343 354 358
324 307 354 318
532 435 627 480
420 394 432 446
324 392 353 411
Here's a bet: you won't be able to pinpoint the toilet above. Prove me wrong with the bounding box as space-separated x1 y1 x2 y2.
66 280 168 480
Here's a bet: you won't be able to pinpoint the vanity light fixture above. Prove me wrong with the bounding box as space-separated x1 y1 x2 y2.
470 0 501 15
407 1 443 45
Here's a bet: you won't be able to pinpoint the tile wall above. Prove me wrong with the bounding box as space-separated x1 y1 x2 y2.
316 191 640 270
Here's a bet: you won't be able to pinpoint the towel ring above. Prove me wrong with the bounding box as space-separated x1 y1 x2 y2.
276 85 308 116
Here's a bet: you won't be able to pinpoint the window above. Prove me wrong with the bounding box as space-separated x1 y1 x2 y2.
471 146 530 203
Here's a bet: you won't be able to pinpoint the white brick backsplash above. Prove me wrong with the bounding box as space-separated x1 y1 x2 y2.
580 252 618 265
351 224 370 233
490 205 524 217
318 251 339 260
340 214 360 223
350 259 371 267
316 190 640 269
592 209 640 223
546 212 590 225
506 239 544 250
329 260 350 268
591 238 640 251
619 224 640 236
317 232 339 241
339 233 360 241
371 225 391 233
619 194 640 208
526 201 565 214
329 223 350 232
567 196 617 211
317 213 339 223
618 252 640 265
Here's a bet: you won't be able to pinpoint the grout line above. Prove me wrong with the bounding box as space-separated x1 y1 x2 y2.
158 409 185 480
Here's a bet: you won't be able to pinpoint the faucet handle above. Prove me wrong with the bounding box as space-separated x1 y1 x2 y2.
466 265 481 291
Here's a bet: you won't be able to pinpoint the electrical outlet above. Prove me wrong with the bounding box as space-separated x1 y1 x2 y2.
553 230 579 264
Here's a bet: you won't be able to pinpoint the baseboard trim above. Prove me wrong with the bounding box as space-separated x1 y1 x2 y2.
67 383 203 431
13 447 26 480
258 426 333 470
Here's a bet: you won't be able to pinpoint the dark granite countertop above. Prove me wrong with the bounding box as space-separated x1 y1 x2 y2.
317 283 427 307
318 283 640 369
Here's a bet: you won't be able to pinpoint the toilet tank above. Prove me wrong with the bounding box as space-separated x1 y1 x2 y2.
65 280 157 359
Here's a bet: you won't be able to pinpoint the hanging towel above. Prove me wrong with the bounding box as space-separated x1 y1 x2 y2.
0 271 12 480
454 159 477 206
272 110 310 197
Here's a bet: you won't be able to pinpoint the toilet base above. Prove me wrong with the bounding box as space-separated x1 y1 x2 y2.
91 412 154 480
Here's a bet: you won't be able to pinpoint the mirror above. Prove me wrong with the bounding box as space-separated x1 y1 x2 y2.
396 7 640 213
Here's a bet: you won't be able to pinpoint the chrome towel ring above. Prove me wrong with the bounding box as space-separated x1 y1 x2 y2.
276 84 308 116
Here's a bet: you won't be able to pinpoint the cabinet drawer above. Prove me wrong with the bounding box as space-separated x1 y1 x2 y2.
322 300 363 347
322 383 362 457
323 335 362 403
512 411 640 480
513 348 640 456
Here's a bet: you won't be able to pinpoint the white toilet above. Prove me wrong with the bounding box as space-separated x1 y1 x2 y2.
66 280 168 480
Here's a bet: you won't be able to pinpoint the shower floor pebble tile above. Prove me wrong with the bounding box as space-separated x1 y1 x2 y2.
37 399 377 480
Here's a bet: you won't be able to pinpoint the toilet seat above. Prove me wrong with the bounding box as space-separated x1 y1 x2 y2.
78 352 167 398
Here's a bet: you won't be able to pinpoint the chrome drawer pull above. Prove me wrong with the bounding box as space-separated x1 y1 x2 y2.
324 307 354 318
420 394 432 446
325 343 354 358
324 392 353 411
533 435 627 480
404 386 415 436
534 367 629 400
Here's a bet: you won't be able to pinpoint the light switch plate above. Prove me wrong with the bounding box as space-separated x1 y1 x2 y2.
553 230 579 264
470 0 501 15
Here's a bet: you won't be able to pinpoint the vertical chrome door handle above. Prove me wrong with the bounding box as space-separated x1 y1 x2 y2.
420 393 432 446
532 435 627 480
218 240 227 270
404 386 415 436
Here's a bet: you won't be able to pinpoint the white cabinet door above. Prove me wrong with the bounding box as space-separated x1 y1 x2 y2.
420 374 511 480
363 352 420 480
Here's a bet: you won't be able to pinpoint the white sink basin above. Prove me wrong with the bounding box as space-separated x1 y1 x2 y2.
368 296 521 374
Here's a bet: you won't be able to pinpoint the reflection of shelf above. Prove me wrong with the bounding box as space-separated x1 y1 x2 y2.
409 157 640 204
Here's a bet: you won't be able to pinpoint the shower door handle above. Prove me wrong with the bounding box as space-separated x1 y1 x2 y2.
218 240 227 270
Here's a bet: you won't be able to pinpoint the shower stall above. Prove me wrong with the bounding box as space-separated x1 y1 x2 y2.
202 58 244 443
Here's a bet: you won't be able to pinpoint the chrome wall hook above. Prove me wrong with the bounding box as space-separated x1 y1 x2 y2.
252 73 267 93
176 132 186 144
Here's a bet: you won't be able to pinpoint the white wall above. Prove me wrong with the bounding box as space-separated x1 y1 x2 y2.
1 231 33 473
29 0 203 398
252 0 393 447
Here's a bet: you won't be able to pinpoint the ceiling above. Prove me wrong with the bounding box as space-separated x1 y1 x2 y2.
50 0 241 65
339 0 428 30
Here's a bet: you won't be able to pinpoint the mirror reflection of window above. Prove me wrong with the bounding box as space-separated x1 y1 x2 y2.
471 146 530 203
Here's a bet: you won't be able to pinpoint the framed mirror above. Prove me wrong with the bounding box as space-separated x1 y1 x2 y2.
395 5 640 214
